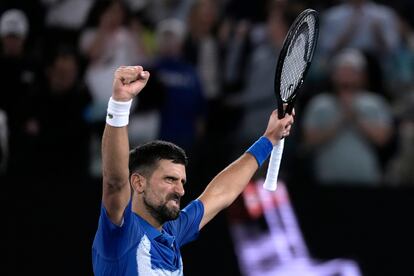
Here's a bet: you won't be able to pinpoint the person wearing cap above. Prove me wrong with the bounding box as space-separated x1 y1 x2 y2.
302 48 394 185
0 9 28 57
0 9 40 176
151 18 206 154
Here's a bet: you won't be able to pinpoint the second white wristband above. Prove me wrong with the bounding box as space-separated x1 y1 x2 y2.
106 97 133 127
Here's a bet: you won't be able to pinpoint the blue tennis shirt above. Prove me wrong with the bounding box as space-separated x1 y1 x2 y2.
92 199 204 275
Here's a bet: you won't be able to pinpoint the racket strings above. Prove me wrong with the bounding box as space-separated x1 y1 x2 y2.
280 14 317 102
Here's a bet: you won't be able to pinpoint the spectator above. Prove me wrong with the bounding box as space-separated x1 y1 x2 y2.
123 0 194 25
183 0 234 169
80 0 146 123
230 6 290 148
152 18 206 154
184 0 221 100
34 47 92 177
0 9 40 175
17 47 94 273
302 49 394 186
387 11 414 94
386 94 414 186
319 0 400 74
41 0 95 52
0 10 42 273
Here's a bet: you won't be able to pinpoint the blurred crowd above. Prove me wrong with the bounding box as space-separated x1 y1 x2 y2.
1 0 414 192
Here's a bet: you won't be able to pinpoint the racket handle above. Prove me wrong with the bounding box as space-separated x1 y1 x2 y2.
263 139 285 191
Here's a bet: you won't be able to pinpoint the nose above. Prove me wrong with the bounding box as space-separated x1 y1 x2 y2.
175 182 185 197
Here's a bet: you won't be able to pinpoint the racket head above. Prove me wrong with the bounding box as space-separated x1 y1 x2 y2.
274 9 319 119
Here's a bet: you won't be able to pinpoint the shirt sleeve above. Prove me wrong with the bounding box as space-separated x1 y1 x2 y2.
93 200 142 259
167 199 204 248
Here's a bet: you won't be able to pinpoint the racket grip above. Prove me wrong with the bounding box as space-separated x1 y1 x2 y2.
263 139 285 191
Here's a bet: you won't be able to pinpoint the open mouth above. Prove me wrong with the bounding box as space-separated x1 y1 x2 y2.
171 199 179 205
169 197 180 208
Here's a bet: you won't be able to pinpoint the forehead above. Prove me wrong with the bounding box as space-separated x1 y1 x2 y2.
153 159 186 177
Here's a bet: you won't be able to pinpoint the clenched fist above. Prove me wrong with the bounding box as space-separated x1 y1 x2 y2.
112 66 150 102
263 109 294 145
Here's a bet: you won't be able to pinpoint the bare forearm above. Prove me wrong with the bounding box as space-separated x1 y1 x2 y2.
102 125 130 189
100 66 149 224
356 121 392 146
198 153 258 228
198 110 294 229
204 154 257 206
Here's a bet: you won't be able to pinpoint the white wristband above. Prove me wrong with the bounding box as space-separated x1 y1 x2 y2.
106 97 133 127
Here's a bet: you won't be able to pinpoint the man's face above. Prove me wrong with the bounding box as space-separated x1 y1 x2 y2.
48 55 78 93
332 64 365 92
158 32 183 57
1 35 24 57
142 160 186 224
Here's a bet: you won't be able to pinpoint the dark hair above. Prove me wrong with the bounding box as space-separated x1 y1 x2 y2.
45 44 79 68
129 140 188 178
84 0 129 28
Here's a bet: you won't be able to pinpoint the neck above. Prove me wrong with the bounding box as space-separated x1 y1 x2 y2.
132 196 163 230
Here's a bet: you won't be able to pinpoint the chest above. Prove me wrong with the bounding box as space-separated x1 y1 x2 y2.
132 235 183 275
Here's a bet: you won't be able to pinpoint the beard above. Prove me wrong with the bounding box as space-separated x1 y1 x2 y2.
143 192 181 224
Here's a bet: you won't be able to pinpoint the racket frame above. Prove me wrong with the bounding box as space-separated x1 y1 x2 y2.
274 9 319 119
263 9 319 191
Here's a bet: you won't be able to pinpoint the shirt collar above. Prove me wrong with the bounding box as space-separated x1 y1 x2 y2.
134 213 175 247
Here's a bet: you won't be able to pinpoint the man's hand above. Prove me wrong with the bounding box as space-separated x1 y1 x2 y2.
198 108 294 229
101 65 149 225
263 109 294 144
113 66 150 102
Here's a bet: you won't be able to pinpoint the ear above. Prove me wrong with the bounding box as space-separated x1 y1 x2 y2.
130 173 146 194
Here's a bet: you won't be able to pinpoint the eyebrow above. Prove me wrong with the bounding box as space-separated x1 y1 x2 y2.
166 175 186 185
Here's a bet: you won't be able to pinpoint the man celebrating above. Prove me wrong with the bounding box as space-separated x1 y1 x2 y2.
93 66 294 275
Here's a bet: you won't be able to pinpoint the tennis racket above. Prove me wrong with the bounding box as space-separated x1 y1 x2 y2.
263 9 319 191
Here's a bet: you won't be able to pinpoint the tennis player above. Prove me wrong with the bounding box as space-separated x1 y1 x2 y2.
92 65 294 275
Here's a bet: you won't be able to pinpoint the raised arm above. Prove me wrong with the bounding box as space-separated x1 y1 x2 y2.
102 66 150 225
198 110 294 229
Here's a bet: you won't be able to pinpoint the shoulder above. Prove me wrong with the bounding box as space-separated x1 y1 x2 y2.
163 200 204 246
182 199 205 215
354 91 393 122
93 201 149 260
357 91 390 108
95 201 143 244
168 200 205 228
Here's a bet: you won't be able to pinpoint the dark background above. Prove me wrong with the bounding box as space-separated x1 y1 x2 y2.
1 0 414 275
